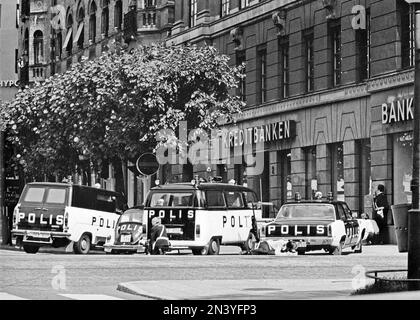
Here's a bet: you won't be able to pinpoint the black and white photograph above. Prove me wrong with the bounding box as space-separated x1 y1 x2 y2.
1 0 420 313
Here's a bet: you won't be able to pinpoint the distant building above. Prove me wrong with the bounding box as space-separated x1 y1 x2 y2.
0 0 19 102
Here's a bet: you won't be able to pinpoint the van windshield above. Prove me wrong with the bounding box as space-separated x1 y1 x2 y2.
149 192 194 207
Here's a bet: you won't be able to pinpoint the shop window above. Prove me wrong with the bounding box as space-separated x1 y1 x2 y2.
278 150 292 204
329 143 344 201
216 164 227 183
393 132 413 204
304 146 317 200
234 163 244 185
358 139 371 215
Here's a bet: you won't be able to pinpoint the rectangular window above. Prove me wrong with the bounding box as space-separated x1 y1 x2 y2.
257 46 267 104
303 31 314 92
0 4 2 28
23 187 46 203
189 0 197 28
329 22 341 87
224 191 244 209
356 9 370 81
236 50 246 102
15 49 18 74
16 2 19 28
240 0 250 9
45 188 67 204
279 38 289 99
400 1 415 68
221 0 230 17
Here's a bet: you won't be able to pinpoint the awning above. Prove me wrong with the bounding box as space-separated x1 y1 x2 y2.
62 28 72 49
73 22 84 44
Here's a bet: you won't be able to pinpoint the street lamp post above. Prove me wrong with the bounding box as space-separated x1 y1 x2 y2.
406 0 420 290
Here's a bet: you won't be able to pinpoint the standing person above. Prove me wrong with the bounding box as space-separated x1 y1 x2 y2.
373 184 390 244
148 217 170 255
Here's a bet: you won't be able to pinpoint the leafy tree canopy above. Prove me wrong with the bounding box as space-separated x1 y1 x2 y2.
4 43 245 179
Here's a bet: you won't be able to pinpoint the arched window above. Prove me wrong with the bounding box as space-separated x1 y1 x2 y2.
89 1 97 42
76 6 85 48
114 0 122 30
33 30 43 64
64 13 73 54
101 0 109 37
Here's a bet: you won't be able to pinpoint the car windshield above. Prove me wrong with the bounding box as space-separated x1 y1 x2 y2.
119 208 143 223
275 204 335 221
149 192 194 207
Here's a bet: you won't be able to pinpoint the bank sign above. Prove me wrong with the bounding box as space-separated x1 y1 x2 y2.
382 97 414 124
224 120 296 148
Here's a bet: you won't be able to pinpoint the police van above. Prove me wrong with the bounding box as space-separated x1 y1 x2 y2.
143 179 262 255
11 182 127 254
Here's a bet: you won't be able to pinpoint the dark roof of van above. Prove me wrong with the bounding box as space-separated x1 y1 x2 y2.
150 182 256 193
26 182 122 194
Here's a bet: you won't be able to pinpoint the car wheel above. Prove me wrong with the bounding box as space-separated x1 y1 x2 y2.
241 232 257 252
208 239 220 255
192 247 208 255
329 242 344 255
23 244 39 254
73 233 91 254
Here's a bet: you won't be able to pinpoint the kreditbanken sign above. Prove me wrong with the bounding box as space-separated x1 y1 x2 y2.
382 97 414 124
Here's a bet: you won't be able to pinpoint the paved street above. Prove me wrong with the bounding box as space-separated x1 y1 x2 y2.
0 244 408 300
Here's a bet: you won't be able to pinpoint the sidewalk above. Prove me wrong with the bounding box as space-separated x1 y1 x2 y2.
117 278 420 300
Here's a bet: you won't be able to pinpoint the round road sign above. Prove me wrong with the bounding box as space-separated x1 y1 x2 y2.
136 153 160 176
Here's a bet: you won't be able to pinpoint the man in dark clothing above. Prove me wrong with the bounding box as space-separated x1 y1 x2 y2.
148 217 170 255
373 184 390 244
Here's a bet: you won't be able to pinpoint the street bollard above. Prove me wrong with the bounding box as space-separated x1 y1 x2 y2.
408 208 420 290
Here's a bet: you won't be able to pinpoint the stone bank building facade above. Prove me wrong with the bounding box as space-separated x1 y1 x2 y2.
165 0 415 244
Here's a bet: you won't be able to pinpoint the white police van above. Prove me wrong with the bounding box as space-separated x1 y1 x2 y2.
143 179 262 255
11 182 127 254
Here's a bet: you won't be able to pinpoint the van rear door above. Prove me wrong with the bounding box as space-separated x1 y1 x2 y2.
17 185 68 232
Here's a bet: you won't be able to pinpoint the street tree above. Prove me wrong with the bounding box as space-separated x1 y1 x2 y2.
4 43 245 188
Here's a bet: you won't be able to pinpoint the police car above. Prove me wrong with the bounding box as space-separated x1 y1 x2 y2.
259 192 366 255
143 178 261 255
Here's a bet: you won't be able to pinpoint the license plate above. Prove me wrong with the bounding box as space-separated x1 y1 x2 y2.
120 234 131 243
27 232 49 239
167 228 183 235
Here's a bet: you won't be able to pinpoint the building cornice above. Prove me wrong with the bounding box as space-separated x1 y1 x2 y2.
233 69 414 123
166 0 298 45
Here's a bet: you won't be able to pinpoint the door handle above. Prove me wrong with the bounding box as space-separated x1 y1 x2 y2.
35 207 42 210
42 208 49 211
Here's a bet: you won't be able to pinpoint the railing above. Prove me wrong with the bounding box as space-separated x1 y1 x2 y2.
365 269 420 284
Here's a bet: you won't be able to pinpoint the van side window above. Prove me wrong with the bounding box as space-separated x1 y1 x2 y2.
45 188 67 204
225 191 244 209
71 187 96 210
23 187 45 203
96 192 117 213
243 191 258 209
205 191 226 208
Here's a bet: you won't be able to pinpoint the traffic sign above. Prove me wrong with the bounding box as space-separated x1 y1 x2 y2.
136 153 159 176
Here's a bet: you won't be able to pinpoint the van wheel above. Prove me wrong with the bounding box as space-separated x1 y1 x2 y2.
208 239 220 255
241 232 257 252
192 247 208 255
23 244 39 254
74 234 91 254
